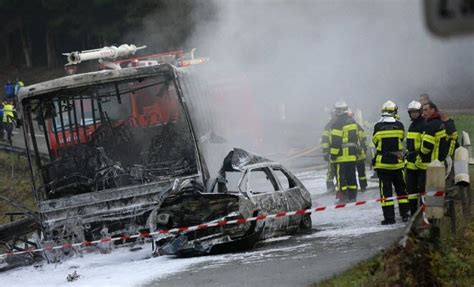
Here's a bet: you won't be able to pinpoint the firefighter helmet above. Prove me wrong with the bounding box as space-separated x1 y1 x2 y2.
381 100 398 116
334 100 348 115
407 100 422 112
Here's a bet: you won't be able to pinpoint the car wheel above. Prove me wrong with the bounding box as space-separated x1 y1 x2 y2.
299 214 312 230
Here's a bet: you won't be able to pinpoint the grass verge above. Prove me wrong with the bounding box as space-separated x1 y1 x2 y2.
451 114 474 139
0 151 36 225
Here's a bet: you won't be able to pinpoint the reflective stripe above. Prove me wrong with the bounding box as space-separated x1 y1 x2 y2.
348 185 358 189
398 198 409 204
380 200 395 207
432 130 447 161
373 130 404 142
420 133 435 154
406 161 418 170
358 176 366 180
330 148 340 155
334 155 357 162
407 194 418 200
407 131 422 150
374 155 405 170
343 124 358 132
415 160 428 170
447 129 457 156
331 129 343 137
448 139 456 156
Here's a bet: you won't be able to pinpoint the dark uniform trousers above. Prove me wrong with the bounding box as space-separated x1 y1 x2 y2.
377 169 409 220
405 169 426 216
336 162 357 202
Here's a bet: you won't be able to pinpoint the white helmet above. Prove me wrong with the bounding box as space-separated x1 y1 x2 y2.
334 100 348 115
381 100 398 116
407 100 422 112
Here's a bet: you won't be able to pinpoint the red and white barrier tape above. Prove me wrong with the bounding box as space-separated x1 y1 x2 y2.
0 191 444 259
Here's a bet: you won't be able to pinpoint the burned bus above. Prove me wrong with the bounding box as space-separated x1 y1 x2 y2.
15 46 311 258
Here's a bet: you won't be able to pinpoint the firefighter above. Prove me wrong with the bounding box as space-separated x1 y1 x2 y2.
329 101 359 203
419 93 457 157
372 100 409 225
322 110 337 192
416 101 449 170
348 109 367 191
405 101 425 216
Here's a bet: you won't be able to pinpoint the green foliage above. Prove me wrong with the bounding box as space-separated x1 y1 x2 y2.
451 114 474 140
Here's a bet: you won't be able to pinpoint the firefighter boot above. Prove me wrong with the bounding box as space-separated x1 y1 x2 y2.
381 205 396 225
399 203 410 222
347 188 357 203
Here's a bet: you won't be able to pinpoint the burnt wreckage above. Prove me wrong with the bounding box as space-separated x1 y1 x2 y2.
12 48 312 258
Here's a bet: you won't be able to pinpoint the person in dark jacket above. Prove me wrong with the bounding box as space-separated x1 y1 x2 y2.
329 100 359 203
419 93 457 158
405 101 425 216
372 100 409 225
3 81 15 100
416 101 449 170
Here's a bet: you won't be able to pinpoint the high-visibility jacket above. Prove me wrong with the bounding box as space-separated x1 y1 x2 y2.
406 117 425 170
329 114 359 163
3 103 15 123
321 118 336 160
416 115 448 170
14 81 24 96
356 123 367 161
372 118 405 170
444 118 458 157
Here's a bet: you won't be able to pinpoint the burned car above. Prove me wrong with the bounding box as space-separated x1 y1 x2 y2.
14 46 311 259
148 148 312 256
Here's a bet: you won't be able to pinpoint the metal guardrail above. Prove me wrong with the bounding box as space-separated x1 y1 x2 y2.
399 183 472 248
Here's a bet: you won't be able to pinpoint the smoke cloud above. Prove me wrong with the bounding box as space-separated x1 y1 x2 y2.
127 0 474 158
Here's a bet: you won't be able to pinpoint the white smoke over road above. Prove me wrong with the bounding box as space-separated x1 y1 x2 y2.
129 0 474 155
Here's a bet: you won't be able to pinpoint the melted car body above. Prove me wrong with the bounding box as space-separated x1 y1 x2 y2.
148 148 312 256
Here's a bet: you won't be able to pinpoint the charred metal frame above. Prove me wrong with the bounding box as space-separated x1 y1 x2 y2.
17 64 208 243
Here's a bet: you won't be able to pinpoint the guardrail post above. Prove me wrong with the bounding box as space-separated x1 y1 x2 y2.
459 186 469 218
425 160 446 219
447 198 456 234
468 185 472 215
462 131 474 165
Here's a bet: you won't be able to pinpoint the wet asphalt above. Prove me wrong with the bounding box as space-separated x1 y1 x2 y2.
145 170 406 287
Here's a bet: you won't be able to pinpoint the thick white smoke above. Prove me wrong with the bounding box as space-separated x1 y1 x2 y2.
129 0 474 158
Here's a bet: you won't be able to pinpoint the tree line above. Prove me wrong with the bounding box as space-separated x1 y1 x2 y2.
0 0 207 69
